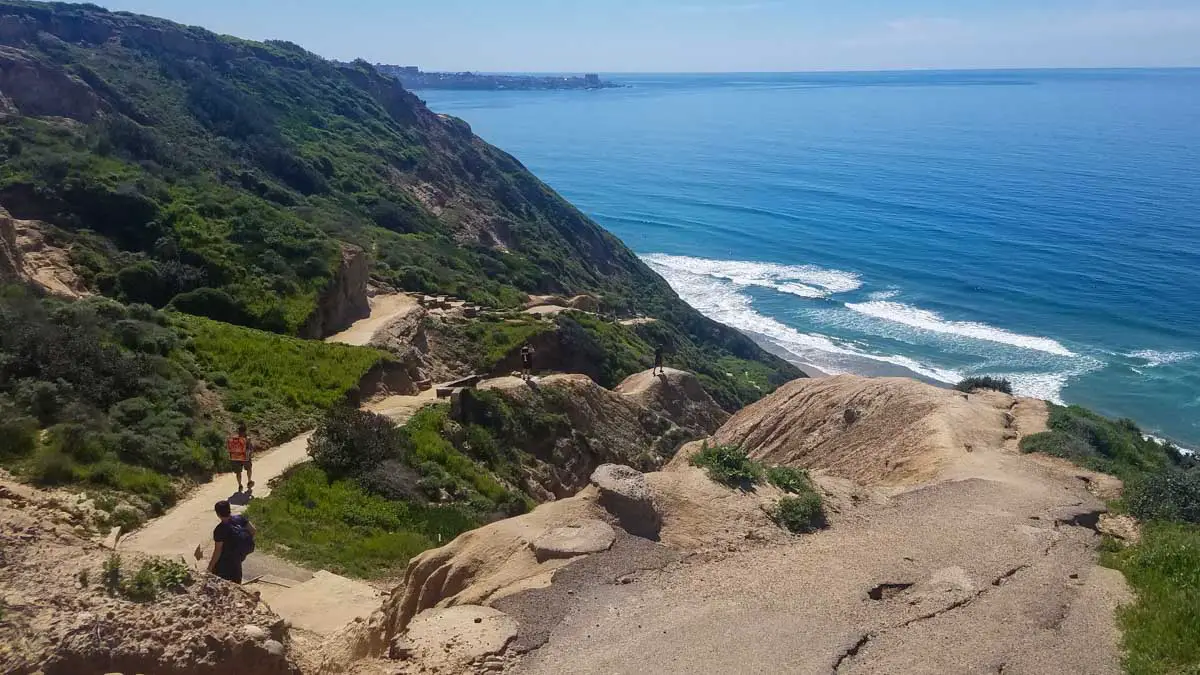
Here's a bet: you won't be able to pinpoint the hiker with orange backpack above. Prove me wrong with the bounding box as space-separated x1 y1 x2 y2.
226 423 254 492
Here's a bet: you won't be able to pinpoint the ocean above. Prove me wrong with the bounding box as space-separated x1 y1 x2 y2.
418 70 1200 448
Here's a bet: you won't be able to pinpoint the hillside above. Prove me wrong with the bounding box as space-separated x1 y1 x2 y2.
0 0 798 407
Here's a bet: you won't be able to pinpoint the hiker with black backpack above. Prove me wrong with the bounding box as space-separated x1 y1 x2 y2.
208 500 256 584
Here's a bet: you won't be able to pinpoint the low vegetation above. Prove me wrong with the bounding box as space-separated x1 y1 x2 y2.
1020 402 1198 674
245 463 477 579
690 444 828 534
0 286 384 521
172 314 388 444
249 400 547 577
774 494 827 534
1019 404 1180 479
1102 522 1200 675
100 554 193 602
954 376 1013 395
690 443 765 489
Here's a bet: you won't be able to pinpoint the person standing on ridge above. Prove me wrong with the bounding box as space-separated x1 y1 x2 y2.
654 344 666 376
226 423 254 492
520 344 536 381
207 500 256 584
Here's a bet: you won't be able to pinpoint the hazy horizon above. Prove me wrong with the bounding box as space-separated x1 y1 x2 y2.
63 1 1200 73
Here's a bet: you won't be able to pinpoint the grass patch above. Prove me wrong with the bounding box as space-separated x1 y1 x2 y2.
246 463 478 578
690 443 764 489
954 376 1013 395
1102 522 1200 675
172 313 388 444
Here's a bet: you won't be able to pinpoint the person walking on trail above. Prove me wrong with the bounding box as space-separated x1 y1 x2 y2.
521 344 536 381
226 424 254 492
208 500 256 584
654 344 666 376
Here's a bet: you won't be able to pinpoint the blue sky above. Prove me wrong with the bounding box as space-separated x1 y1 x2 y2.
74 1 1200 72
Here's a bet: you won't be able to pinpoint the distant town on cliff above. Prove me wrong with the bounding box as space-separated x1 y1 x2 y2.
375 64 620 91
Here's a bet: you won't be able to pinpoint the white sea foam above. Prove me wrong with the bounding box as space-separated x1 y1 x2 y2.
1125 350 1198 368
992 371 1071 405
1145 434 1196 456
643 256 962 383
844 301 1076 357
641 253 862 298
868 288 901 301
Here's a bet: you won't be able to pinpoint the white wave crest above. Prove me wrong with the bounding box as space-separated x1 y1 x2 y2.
641 253 862 298
844 301 1076 357
868 288 901 301
1144 434 1196 456
1125 350 1197 368
643 256 961 383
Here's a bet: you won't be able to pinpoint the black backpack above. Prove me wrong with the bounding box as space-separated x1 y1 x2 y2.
228 515 256 560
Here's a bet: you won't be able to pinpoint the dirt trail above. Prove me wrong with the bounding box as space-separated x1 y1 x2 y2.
516 436 1130 675
121 294 438 634
324 293 419 347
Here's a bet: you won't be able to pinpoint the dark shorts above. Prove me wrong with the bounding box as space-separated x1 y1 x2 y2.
214 565 243 584
232 460 252 472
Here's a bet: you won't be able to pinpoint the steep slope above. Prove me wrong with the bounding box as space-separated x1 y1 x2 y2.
0 0 797 407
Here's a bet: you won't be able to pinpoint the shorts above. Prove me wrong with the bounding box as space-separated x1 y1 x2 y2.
215 565 243 584
232 460 252 473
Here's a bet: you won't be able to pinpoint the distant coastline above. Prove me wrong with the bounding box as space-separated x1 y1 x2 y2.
375 64 620 91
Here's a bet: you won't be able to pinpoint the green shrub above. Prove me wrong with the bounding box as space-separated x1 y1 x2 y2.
1102 522 1200 674
1127 470 1200 524
954 376 1013 395
773 493 827 534
308 407 407 480
1019 404 1175 480
0 413 38 459
690 443 764 489
767 466 814 495
30 447 80 486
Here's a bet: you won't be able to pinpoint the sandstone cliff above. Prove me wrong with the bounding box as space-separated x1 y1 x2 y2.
300 246 370 339
710 374 1045 486
0 206 87 298
615 367 730 435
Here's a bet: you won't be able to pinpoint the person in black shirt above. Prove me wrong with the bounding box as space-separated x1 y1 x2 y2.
654 344 666 376
207 500 255 584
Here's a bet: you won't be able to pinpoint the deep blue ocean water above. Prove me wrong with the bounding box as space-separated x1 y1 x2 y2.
419 70 1200 448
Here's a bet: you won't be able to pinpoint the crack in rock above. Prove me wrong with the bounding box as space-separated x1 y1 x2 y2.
992 564 1030 587
832 632 874 672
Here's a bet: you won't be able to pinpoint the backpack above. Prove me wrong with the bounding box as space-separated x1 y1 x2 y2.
227 515 255 560
226 435 249 462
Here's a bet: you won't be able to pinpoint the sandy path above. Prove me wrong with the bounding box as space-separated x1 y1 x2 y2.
123 293 434 565
324 293 419 347
515 451 1130 675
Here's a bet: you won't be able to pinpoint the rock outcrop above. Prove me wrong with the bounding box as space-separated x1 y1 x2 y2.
0 46 100 122
300 245 370 339
711 375 1044 486
369 461 789 646
615 367 730 434
590 464 661 539
0 206 87 297
0 480 302 675
463 373 703 498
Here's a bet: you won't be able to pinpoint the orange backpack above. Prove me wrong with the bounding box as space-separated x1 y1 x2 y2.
226 436 248 462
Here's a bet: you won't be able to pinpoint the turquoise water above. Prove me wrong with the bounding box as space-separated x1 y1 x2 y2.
419 70 1200 448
